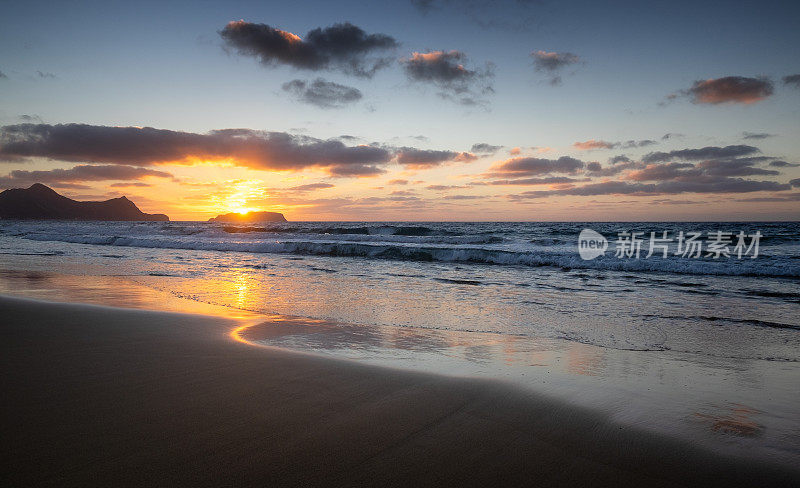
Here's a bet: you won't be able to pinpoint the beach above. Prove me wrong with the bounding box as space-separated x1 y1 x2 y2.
2 293 798 487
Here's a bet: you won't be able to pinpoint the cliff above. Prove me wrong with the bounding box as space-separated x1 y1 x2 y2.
208 211 287 223
0 183 169 221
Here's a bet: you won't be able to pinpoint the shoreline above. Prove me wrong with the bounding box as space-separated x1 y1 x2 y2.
2 294 798 486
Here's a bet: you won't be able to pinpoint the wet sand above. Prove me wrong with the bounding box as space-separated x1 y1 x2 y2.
1 294 796 487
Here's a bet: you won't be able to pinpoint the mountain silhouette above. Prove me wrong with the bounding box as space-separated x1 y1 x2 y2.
0 184 169 221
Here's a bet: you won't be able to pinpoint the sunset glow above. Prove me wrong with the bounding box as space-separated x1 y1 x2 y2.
0 2 797 221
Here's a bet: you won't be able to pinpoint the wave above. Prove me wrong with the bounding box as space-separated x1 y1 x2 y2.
218 224 450 237
11 231 800 277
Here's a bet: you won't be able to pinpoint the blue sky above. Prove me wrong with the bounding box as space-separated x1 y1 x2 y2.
0 0 798 220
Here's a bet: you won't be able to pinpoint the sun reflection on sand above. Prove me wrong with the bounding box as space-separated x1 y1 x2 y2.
694 403 764 437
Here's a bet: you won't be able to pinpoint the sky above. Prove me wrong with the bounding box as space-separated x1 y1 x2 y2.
0 0 798 221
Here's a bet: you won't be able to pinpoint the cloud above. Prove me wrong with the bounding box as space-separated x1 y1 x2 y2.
695 159 779 177
409 0 541 31
286 182 334 191
684 76 774 104
390 189 417 196
470 142 501 154
395 147 476 168
742 132 774 140
642 145 759 163
0 70 6 79
0 164 173 189
791 178 800 188
573 139 616 150
36 71 56 79
622 139 657 148
769 160 799 167
574 139 655 151
585 161 642 177
486 156 584 176
609 155 632 164
426 184 468 190
281 78 362 108
326 164 386 177
0 123 394 177
109 182 153 188
531 50 580 85
410 0 436 13
661 133 683 140
18 114 42 122
387 179 408 185
487 176 586 185
401 50 494 105
511 179 792 199
443 194 482 200
736 193 800 202
783 74 800 88
220 21 397 78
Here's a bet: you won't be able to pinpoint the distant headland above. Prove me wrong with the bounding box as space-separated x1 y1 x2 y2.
209 211 287 223
0 183 169 221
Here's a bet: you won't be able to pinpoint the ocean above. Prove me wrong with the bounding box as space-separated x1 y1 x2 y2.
1 220 798 465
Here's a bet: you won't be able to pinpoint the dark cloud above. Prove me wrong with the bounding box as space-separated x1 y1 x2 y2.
512 179 792 199
0 164 173 189
622 139 656 148
769 160 799 168
791 178 800 188
387 179 408 185
661 133 684 140
531 50 580 85
287 182 334 191
109 182 153 188
585 161 642 177
401 50 494 105
395 147 476 168
609 155 632 164
281 78 362 108
696 159 780 177
629 158 780 182
326 164 386 177
470 142 502 154
487 156 584 176
642 145 759 163
684 76 774 104
220 21 397 78
426 184 468 190
742 132 774 140
783 74 800 88
0 70 7 79
487 176 586 185
443 194 482 200
0 123 393 177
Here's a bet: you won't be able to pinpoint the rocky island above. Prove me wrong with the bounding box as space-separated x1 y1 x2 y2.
208 211 287 223
0 183 169 221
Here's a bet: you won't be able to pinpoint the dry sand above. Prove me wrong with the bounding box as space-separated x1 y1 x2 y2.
1 295 796 487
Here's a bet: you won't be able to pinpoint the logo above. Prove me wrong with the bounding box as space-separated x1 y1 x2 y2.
578 228 608 260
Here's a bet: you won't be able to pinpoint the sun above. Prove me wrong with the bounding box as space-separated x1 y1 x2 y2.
207 180 267 215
